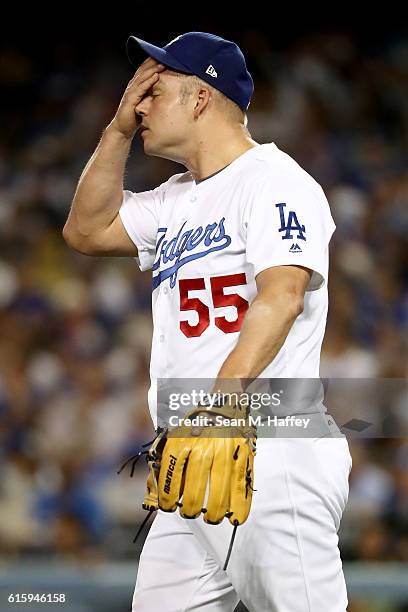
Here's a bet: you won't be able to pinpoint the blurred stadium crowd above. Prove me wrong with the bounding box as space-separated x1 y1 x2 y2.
0 28 407 584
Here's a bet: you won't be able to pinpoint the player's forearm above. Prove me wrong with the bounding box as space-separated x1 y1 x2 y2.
63 122 132 247
215 292 303 386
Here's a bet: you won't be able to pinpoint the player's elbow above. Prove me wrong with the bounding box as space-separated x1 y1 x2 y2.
62 225 96 256
62 224 81 251
291 295 305 318
281 291 304 321
62 224 75 247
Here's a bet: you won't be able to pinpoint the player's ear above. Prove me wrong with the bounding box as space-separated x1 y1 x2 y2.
193 87 211 119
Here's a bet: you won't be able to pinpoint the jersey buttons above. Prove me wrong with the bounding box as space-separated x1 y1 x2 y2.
163 287 169 295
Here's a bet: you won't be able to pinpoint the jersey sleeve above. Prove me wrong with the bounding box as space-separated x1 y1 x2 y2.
118 186 162 271
244 179 336 291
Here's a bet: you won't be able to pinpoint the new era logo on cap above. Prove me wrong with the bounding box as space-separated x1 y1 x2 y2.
205 64 218 78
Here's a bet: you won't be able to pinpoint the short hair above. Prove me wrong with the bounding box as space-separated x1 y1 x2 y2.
175 72 247 125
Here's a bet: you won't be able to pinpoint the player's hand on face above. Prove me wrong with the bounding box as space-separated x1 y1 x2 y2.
111 58 165 139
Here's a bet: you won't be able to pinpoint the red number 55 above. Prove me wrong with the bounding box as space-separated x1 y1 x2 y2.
179 273 249 338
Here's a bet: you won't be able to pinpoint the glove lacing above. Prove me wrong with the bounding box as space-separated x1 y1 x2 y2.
117 428 166 543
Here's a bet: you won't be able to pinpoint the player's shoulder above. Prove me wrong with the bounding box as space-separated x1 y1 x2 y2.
248 143 325 198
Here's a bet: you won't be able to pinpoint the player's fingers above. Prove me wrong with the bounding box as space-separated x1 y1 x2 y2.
137 73 162 104
138 56 162 71
158 439 190 512
204 437 233 524
180 441 213 519
130 62 165 84
126 70 161 99
137 70 163 91
228 442 255 525
136 72 160 94
123 73 159 108
139 62 165 79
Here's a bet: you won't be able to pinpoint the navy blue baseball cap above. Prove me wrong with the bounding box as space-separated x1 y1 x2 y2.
126 32 254 112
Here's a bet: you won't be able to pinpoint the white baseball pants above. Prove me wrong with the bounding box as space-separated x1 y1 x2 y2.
132 429 352 611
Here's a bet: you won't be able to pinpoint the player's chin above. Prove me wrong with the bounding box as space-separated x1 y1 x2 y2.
142 142 156 156
141 134 158 155
142 137 178 162
143 141 167 159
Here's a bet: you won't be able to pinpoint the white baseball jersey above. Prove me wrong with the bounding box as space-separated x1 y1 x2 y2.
119 143 336 426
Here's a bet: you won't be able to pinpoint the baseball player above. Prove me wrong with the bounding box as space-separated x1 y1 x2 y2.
63 32 352 612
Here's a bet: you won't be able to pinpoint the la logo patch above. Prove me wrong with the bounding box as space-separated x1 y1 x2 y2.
275 203 306 241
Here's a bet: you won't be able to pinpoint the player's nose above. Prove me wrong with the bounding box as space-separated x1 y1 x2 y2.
135 98 149 117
